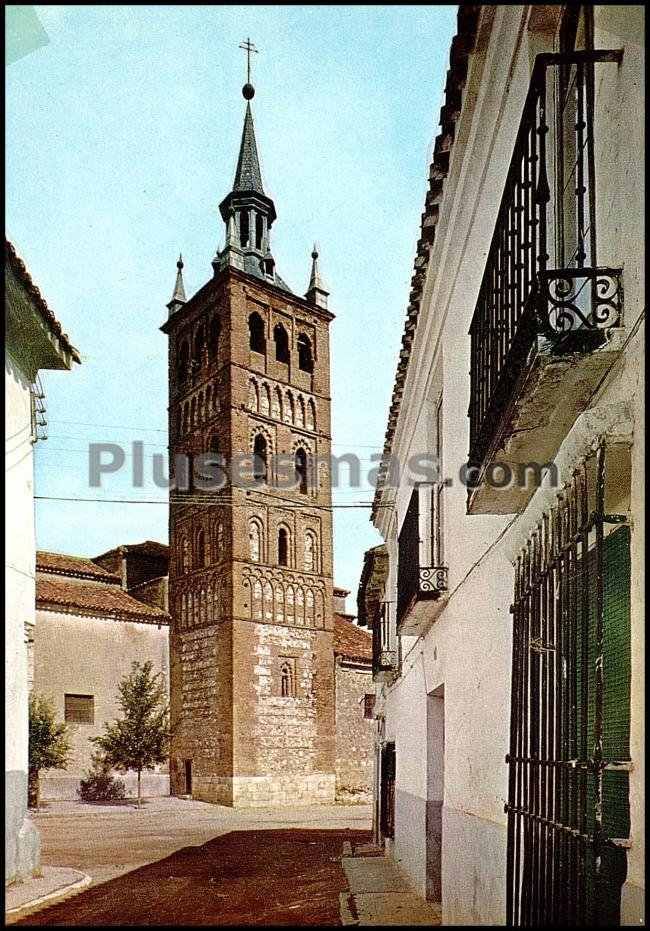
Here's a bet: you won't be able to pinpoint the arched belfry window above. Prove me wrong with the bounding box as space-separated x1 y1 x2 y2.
253 433 268 484
249 378 259 412
249 312 266 354
304 531 317 573
307 399 316 431
196 530 206 568
194 326 205 365
178 341 189 382
274 324 290 364
210 316 221 358
240 210 250 248
280 660 296 698
255 214 264 251
249 519 262 563
182 537 191 574
278 527 289 567
297 334 314 373
295 447 308 495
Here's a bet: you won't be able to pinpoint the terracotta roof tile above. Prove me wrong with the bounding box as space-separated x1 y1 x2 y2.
36 551 121 583
6 240 81 363
333 613 372 663
36 576 169 625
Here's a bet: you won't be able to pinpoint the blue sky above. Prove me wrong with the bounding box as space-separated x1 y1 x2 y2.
6 4 456 603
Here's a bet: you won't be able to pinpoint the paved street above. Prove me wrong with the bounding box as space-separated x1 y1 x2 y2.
15 798 373 925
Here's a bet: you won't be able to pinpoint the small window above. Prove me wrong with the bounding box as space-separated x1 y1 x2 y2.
274 324 290 364
278 527 289 567
65 694 94 724
253 434 268 484
210 316 221 358
363 694 376 720
196 530 206 567
249 312 266 354
304 530 317 572
249 519 262 563
194 326 205 365
255 213 264 251
297 334 314 373
177 341 189 382
280 659 297 698
295 448 308 494
240 210 250 248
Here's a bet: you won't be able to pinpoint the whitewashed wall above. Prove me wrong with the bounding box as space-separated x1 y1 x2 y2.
5 351 40 883
375 5 644 924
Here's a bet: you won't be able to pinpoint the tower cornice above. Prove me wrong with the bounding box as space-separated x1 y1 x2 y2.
161 265 334 335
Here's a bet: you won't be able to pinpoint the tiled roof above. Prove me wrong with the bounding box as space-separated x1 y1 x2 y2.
36 551 120 583
371 5 481 522
233 102 265 195
5 240 81 363
94 540 169 560
36 576 170 625
333 613 372 664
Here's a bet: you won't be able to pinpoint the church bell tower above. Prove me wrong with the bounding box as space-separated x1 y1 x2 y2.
162 49 336 806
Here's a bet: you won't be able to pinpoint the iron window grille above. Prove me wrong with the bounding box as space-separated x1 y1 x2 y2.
505 441 632 926
468 51 624 477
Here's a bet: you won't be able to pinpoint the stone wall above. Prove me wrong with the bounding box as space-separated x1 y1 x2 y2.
335 660 374 798
169 621 233 798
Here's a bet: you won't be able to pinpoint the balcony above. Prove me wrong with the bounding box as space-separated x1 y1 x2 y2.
372 603 398 682
467 51 624 516
397 484 448 637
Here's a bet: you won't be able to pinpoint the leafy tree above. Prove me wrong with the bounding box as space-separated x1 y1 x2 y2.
78 750 126 802
28 692 71 809
93 661 169 808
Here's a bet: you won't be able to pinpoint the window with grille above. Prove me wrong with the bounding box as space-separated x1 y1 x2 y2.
64 694 94 724
506 441 631 927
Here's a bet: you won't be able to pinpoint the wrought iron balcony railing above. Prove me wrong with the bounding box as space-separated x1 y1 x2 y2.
397 483 448 632
468 51 623 481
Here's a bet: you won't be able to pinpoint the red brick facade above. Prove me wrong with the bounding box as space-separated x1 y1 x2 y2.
164 267 337 805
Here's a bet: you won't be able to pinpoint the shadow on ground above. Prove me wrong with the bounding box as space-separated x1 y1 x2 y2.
15 828 371 926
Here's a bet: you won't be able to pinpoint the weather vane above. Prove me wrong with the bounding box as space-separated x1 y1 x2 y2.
239 37 258 99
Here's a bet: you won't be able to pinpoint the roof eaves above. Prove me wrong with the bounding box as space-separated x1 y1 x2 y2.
371 5 481 523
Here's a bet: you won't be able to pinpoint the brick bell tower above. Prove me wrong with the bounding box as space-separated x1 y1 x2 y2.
162 64 336 806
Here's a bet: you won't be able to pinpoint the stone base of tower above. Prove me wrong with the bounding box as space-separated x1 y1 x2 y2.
191 773 336 808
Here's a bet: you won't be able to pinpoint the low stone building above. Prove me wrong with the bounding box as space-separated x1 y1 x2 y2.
33 550 170 799
333 587 374 800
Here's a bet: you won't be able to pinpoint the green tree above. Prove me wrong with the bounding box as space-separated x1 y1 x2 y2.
93 661 169 808
28 692 71 809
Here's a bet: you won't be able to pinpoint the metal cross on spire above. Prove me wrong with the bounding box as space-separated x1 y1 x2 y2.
239 37 258 86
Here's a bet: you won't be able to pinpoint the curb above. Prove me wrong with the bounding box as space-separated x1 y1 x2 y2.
5 871 92 924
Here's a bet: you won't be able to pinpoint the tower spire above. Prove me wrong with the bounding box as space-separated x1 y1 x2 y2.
305 243 329 309
232 103 265 195
167 254 186 316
